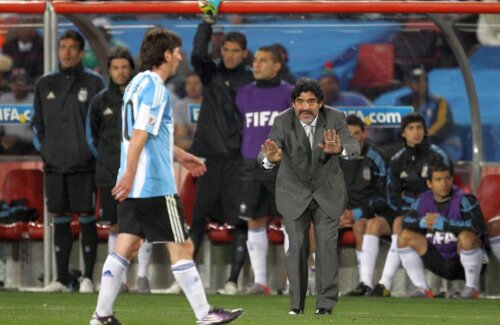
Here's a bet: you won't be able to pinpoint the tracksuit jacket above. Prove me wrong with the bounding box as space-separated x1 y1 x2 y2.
32 63 104 173
190 22 254 158
87 81 123 186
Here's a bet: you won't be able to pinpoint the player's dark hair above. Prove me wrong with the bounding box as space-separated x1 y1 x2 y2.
291 78 324 103
139 27 182 71
346 114 365 132
400 112 427 135
107 46 135 71
257 45 282 65
59 29 85 51
428 162 454 181
222 32 247 50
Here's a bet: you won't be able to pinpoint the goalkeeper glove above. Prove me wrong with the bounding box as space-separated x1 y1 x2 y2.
198 0 223 24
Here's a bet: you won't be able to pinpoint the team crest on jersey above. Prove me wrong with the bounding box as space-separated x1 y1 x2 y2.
240 203 247 215
400 170 408 179
421 164 429 178
78 88 88 103
362 166 371 181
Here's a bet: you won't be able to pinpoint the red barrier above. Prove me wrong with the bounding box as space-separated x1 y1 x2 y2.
53 1 500 15
0 1 45 13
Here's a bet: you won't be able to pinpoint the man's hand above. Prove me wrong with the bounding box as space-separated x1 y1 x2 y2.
340 209 354 228
112 171 134 202
425 212 440 228
262 139 282 163
175 147 207 177
318 129 342 154
198 0 223 24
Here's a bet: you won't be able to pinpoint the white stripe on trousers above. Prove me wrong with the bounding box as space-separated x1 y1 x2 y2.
165 195 185 243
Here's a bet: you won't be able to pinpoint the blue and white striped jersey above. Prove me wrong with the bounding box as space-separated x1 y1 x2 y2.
117 71 176 198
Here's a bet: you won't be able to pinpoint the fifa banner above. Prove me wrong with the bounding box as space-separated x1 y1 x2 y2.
0 105 33 125
337 106 414 128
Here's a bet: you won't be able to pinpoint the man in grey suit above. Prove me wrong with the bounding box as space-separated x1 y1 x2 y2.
259 78 360 315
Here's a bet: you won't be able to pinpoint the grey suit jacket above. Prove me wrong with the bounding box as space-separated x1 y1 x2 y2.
258 105 360 221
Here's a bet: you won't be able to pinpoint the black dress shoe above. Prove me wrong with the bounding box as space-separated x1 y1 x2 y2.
315 308 332 315
288 308 304 315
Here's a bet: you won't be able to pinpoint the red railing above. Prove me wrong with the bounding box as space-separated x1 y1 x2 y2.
52 1 500 14
0 1 45 13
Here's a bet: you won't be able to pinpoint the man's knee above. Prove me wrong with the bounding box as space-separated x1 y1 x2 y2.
398 229 426 250
365 217 389 236
487 219 500 237
392 216 403 234
458 231 481 250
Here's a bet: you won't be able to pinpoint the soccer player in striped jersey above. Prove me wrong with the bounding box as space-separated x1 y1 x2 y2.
90 27 243 325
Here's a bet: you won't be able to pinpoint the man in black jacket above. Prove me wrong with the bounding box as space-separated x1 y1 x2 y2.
32 30 104 292
169 0 253 295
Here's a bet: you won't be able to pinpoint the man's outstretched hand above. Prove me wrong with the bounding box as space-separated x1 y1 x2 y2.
198 0 223 24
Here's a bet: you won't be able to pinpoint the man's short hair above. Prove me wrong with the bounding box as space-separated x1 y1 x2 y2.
346 114 365 132
222 32 247 50
400 112 427 134
139 27 182 72
428 162 454 181
257 45 282 64
107 46 135 71
59 29 85 51
291 78 323 103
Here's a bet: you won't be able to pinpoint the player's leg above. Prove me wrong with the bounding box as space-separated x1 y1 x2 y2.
363 215 392 296
163 195 243 323
68 173 98 292
345 218 369 296
44 172 72 292
92 232 142 324
487 218 500 260
136 241 152 293
376 215 403 294
397 229 432 297
457 230 482 298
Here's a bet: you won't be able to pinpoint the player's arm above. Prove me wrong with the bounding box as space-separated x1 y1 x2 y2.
191 20 217 84
174 146 207 177
86 94 101 158
437 195 486 235
402 201 426 233
31 82 45 151
387 162 406 214
112 129 148 202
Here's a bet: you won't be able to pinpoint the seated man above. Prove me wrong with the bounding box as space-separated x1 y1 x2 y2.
488 218 500 261
337 115 389 296
398 163 486 298
366 113 450 297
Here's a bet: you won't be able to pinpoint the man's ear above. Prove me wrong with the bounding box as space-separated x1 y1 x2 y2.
164 50 172 63
427 179 432 189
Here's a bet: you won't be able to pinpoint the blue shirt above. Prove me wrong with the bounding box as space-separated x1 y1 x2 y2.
118 71 176 198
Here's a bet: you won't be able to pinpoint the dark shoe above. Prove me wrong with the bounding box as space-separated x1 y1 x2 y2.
90 313 122 325
288 308 304 315
368 283 391 297
345 282 372 296
315 308 332 315
197 307 243 324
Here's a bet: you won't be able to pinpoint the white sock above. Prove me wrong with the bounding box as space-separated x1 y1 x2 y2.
108 232 117 254
171 259 210 320
379 234 400 289
355 250 362 281
489 236 500 261
398 247 428 289
137 242 152 278
247 227 268 286
360 234 379 288
95 253 129 317
460 248 483 289
283 227 289 254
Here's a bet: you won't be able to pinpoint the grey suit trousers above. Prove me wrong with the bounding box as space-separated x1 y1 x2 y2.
283 199 339 311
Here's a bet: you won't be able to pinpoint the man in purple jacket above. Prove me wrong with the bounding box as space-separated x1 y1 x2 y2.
235 45 292 295
398 163 486 299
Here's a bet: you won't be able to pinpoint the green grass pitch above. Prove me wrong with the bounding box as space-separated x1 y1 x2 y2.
0 292 498 324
